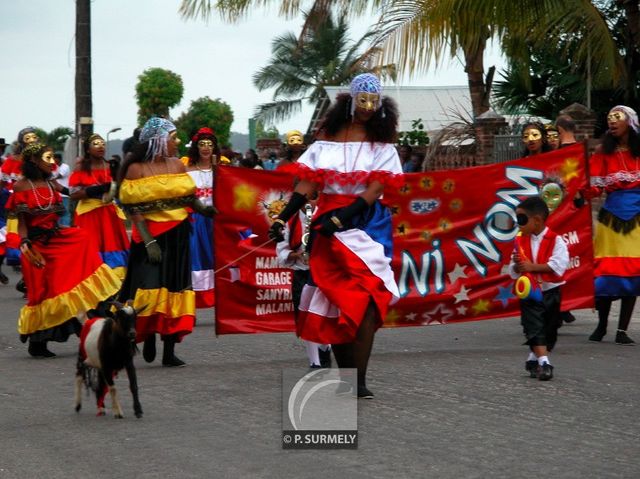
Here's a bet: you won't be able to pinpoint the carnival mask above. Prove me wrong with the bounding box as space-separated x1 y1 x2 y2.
540 182 564 213
42 150 56 165
198 139 214 149
91 138 106 148
607 110 627 124
287 134 303 146
354 92 381 112
22 132 39 145
169 131 180 145
547 131 559 141
522 129 542 143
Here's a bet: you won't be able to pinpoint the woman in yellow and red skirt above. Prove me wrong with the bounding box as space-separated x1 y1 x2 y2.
69 134 129 279
7 143 121 357
117 117 214 367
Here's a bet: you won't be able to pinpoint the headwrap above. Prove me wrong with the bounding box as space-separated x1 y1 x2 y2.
349 73 383 116
192 127 215 142
610 105 640 133
139 117 176 160
22 143 47 160
17 126 37 147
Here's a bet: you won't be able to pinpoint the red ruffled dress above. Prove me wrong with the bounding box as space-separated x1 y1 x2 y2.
6 184 122 343
1 155 23 265
585 149 640 296
68 167 130 279
283 141 403 344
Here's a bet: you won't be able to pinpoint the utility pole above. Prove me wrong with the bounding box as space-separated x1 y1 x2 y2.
76 0 93 143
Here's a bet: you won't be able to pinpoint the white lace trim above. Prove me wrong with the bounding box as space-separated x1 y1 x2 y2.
591 170 640 187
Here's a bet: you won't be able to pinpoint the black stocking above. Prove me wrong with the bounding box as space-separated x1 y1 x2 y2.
331 343 354 369
618 297 637 331
594 297 612 331
353 301 378 388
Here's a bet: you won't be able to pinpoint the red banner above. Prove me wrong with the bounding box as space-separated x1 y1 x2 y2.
214 143 594 334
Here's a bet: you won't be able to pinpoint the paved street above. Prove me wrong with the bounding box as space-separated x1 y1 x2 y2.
0 265 638 479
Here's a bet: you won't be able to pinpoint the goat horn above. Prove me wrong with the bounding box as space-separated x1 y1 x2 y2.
109 300 124 309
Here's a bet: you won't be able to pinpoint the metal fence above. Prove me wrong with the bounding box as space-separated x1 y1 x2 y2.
493 134 522 163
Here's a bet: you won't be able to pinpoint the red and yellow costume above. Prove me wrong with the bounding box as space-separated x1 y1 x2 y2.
586 149 640 296
68 167 129 279
6 184 121 343
117 172 197 342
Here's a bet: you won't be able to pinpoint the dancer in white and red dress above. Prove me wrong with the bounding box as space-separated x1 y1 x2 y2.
270 74 403 398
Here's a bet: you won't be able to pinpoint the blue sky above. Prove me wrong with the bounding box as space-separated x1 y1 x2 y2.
0 0 504 144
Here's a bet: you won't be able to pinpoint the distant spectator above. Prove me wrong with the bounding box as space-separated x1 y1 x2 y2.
263 151 278 171
546 125 560 150
52 153 71 226
240 149 263 169
556 115 577 148
0 137 9 163
122 128 141 157
398 144 413 171
404 151 424 173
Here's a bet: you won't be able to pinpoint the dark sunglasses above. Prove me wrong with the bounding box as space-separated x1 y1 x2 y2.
516 213 529 226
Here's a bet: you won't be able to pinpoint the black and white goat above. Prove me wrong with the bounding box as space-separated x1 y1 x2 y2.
75 301 143 419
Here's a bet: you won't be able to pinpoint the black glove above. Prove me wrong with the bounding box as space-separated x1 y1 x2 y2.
85 183 111 199
317 196 369 237
573 193 585 208
108 156 121 180
268 192 307 243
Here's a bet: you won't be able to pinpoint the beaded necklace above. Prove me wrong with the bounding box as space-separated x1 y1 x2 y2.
28 179 55 211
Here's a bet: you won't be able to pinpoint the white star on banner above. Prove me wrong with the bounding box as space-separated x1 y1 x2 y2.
405 312 417 322
457 305 468 316
447 263 468 284
453 285 471 303
422 304 455 325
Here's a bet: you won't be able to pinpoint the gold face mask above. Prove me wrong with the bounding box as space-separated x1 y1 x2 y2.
169 131 181 146
522 129 542 143
22 132 39 145
547 132 559 140
91 138 106 148
198 139 214 149
354 92 380 112
607 110 627 123
287 134 303 146
540 183 564 213
42 150 56 165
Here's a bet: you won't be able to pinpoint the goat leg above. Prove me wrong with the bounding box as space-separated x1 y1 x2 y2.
125 361 143 418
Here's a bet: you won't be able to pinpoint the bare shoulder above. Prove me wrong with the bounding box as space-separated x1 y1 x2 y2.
125 162 144 180
12 179 29 192
168 157 186 173
593 143 603 154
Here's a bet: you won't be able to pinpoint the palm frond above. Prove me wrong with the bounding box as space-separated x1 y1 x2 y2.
253 98 306 123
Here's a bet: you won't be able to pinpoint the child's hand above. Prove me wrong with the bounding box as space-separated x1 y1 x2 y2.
517 258 535 273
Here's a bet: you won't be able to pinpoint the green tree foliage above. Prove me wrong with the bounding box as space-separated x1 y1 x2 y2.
34 126 74 152
255 120 280 139
135 68 184 125
398 119 430 147
252 11 395 123
175 96 234 149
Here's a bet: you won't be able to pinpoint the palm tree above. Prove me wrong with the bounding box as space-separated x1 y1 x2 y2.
251 11 394 131
34 127 74 152
180 0 624 119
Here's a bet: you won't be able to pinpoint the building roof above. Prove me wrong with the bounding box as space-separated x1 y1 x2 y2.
323 85 472 133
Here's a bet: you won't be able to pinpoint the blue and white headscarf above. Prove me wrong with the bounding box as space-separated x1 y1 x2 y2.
139 117 176 160
350 73 383 116
610 105 640 133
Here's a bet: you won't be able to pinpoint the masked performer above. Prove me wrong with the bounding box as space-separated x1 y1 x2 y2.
6 143 121 357
69 134 129 279
269 74 403 398
582 106 640 344
522 122 552 157
117 117 214 367
185 127 218 309
1 127 41 272
277 130 306 169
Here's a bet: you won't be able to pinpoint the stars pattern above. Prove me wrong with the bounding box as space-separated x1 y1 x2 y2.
456 305 468 316
422 303 455 325
471 298 491 315
385 308 401 325
404 312 418 322
494 284 516 308
449 198 463 212
420 176 435 190
399 184 411 195
396 223 409 235
447 263 468 285
453 285 471 303
233 183 258 211
420 230 432 241
438 218 451 232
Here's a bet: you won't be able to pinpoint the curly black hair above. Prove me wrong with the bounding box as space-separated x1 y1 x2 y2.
187 131 220 166
317 93 399 143
21 144 53 181
601 126 640 156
